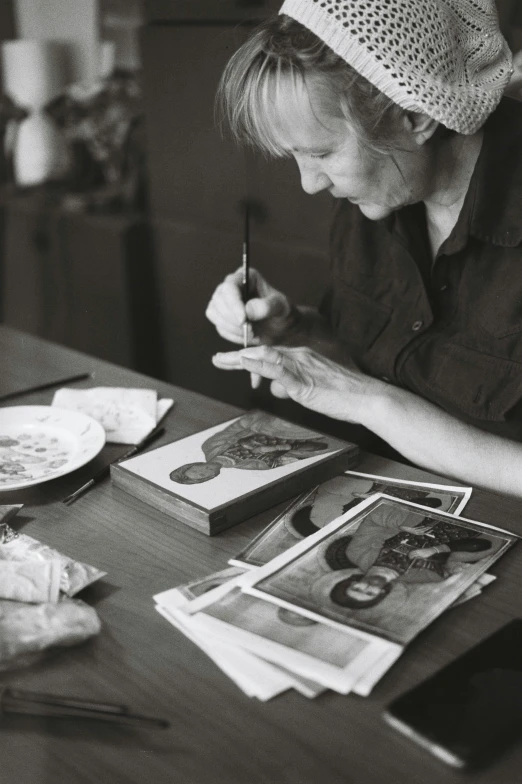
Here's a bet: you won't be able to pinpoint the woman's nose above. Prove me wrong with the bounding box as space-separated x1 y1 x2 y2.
296 159 331 195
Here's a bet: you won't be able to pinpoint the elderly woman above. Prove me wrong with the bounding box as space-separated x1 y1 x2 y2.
207 0 522 496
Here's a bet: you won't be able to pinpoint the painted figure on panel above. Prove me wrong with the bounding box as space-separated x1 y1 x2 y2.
286 475 444 538
325 505 498 609
169 411 330 484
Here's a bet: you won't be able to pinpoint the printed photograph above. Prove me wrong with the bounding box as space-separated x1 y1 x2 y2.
233 472 472 567
176 567 245 601
188 584 393 693
248 495 517 646
201 586 370 670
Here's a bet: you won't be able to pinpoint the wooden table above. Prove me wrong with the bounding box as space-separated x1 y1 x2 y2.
1 325 522 784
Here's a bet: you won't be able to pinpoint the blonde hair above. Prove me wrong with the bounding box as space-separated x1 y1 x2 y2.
216 15 408 156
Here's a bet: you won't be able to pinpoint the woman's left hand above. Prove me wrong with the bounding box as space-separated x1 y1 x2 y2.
212 345 385 425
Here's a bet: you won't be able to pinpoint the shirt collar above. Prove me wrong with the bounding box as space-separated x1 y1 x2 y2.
467 97 522 248
390 97 522 256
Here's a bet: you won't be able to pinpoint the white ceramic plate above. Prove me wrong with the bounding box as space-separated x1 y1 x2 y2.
0 406 106 490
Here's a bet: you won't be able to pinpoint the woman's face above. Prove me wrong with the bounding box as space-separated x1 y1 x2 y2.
269 77 432 220
347 574 388 601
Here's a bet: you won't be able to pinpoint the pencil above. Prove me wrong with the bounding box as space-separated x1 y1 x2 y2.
0 373 92 403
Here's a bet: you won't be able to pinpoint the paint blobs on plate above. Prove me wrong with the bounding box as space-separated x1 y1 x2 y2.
0 430 73 484
0 407 105 490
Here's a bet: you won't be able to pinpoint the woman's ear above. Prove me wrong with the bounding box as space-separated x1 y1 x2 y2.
402 111 440 145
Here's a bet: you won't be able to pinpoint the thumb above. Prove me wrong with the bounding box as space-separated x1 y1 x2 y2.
246 293 289 321
270 380 291 399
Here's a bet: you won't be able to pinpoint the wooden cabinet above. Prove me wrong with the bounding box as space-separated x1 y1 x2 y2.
0 192 163 376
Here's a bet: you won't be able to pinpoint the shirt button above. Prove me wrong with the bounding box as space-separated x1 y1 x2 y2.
412 320 423 331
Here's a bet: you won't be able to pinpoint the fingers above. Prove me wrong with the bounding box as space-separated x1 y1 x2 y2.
248 267 275 298
215 268 269 323
245 292 290 322
211 352 262 390
211 321 260 346
213 345 319 405
245 299 268 321
214 345 308 372
239 345 285 370
206 272 246 328
206 268 287 327
208 320 243 345
235 346 305 397
240 356 301 399
239 351 290 382
212 344 369 424
212 351 244 370
207 268 294 352
270 380 291 398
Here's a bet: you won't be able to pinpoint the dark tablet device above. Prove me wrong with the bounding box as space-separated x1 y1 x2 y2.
383 620 522 769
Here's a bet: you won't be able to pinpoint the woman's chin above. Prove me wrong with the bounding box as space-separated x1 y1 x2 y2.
358 202 395 220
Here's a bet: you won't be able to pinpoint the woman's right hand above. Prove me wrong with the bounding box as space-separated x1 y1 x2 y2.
205 267 296 346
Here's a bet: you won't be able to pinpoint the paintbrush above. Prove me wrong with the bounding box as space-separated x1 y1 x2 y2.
242 201 250 350
0 372 92 403
241 202 261 389
0 687 169 728
63 426 165 505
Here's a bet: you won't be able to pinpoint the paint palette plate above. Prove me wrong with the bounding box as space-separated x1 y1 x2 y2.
0 406 106 490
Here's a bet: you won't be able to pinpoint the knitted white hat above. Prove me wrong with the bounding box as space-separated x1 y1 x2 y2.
279 0 513 134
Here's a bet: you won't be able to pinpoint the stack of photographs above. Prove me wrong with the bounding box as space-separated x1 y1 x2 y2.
154 472 516 701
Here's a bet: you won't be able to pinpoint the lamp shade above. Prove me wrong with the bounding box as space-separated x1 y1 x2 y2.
1 40 69 109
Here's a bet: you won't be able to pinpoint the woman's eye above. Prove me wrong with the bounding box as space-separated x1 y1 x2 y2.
310 152 329 160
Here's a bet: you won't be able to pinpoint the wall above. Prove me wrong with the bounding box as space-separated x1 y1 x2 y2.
99 0 142 70
13 0 99 84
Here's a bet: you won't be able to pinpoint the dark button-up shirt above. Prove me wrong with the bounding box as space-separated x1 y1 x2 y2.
321 97 522 441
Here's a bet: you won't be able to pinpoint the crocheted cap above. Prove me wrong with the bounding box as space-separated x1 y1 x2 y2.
279 0 513 134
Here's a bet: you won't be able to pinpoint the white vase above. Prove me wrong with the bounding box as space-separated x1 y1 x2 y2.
13 110 70 186
1 40 71 186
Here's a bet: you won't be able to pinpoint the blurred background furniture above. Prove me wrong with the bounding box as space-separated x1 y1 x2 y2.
0 0 159 374
0 187 162 374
